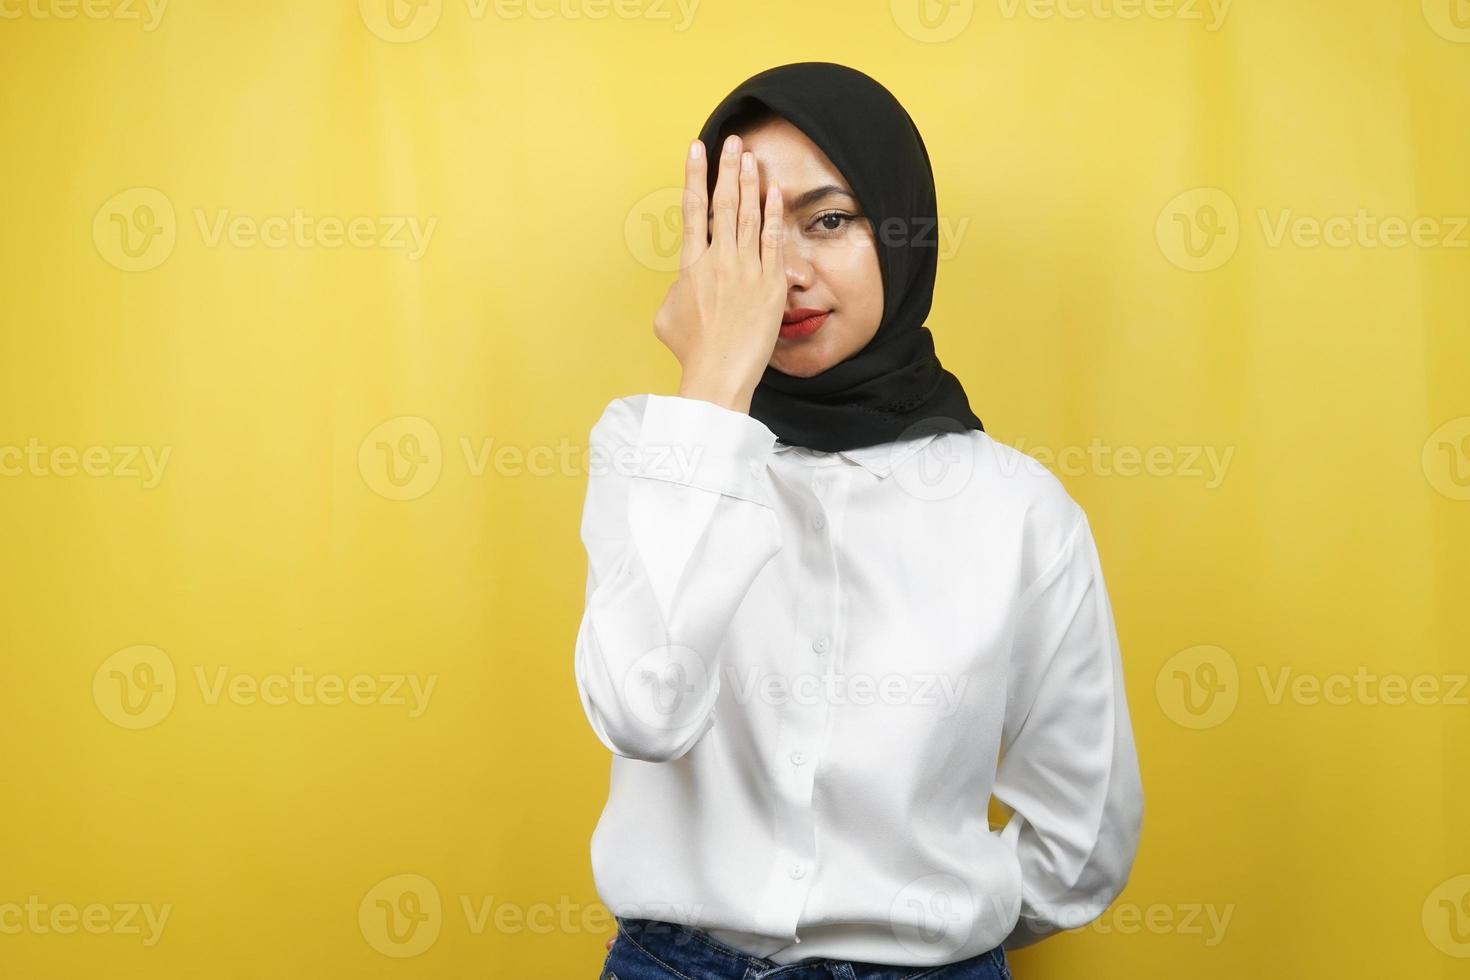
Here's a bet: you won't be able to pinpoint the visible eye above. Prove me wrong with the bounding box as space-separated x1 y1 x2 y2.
809 211 859 235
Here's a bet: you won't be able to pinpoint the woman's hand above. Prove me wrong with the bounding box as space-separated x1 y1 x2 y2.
653 133 787 415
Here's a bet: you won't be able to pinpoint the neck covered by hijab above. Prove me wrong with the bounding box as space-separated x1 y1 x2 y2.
696 61 984 454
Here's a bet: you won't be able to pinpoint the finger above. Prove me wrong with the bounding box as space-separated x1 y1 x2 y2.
736 151 760 253
761 178 785 280
710 133 741 250
680 138 707 270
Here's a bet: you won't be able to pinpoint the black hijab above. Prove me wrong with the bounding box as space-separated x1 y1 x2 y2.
696 61 983 453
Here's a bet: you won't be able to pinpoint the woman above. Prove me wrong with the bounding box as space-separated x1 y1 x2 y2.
574 62 1143 979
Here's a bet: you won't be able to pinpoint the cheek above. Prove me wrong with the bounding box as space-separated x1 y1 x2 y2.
817 241 883 317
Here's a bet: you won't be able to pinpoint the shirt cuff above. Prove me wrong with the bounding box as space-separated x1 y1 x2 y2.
635 394 778 505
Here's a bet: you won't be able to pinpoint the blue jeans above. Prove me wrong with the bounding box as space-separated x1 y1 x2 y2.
600 915 1012 980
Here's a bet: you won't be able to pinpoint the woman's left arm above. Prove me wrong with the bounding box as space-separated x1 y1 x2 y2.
992 510 1145 951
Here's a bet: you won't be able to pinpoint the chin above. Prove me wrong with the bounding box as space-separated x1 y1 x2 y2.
770 348 839 378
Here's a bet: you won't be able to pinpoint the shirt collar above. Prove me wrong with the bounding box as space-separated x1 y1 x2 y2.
772 431 941 479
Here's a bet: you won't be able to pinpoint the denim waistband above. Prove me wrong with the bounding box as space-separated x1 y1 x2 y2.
613 915 1007 980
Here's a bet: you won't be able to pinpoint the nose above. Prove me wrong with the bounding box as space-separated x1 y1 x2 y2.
783 243 815 289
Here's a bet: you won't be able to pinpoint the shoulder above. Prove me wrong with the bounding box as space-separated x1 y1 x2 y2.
956 429 1088 580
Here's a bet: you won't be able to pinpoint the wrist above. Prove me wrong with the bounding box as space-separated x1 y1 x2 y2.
677 371 755 415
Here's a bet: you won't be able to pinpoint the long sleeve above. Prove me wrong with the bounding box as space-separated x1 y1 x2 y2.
993 511 1144 951
573 393 783 763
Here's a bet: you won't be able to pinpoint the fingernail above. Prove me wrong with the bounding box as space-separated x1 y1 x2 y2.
741 152 753 173
690 139 703 160
724 134 739 156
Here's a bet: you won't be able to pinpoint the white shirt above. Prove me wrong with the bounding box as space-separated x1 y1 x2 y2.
573 393 1143 968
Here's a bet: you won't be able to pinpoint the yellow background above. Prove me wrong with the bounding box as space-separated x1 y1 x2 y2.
2 0 1467 977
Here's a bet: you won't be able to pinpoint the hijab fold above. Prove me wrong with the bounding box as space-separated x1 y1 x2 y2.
696 61 984 453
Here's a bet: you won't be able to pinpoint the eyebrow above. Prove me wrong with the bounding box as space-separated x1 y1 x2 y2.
784 185 858 211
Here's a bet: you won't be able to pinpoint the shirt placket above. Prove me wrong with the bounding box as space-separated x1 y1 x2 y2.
755 455 850 947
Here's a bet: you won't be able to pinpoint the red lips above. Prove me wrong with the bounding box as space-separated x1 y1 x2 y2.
782 307 828 324
779 308 831 340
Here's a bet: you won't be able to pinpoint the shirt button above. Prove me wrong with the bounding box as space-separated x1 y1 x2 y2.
812 634 830 654
811 512 826 530
790 751 805 766
790 863 806 879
